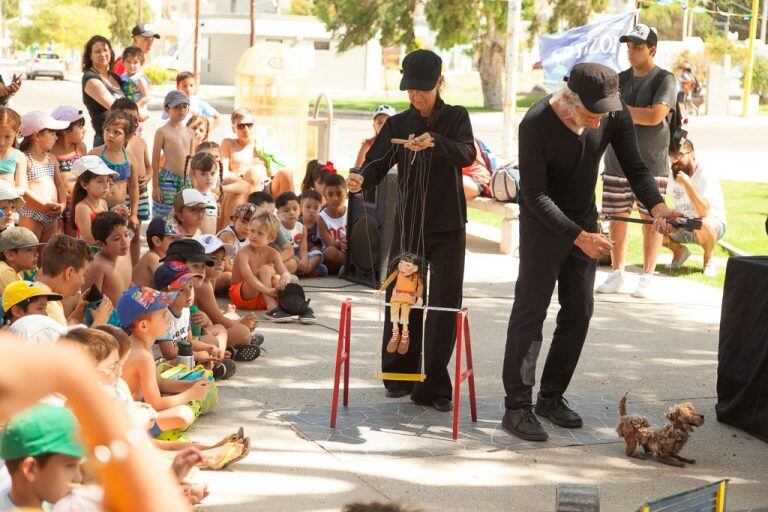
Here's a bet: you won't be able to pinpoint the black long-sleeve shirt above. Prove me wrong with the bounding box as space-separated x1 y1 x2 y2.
360 100 477 234
518 96 664 241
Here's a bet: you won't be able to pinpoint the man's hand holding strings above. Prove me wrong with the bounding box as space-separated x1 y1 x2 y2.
650 204 683 236
574 231 613 260
404 133 434 153
347 174 363 194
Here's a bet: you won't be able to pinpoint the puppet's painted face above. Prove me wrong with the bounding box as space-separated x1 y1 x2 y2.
398 259 418 276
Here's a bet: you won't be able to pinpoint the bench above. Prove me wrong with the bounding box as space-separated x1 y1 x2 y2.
468 197 520 255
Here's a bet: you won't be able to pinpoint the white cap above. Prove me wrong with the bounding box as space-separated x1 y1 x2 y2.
70 156 119 180
20 111 69 138
9 314 71 346
51 106 85 123
175 189 215 209
194 234 234 256
373 104 396 119
0 181 25 206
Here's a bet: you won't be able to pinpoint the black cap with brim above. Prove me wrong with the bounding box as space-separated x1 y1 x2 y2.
161 239 214 266
162 251 214 266
579 93 623 114
399 49 442 91
132 23 160 39
566 62 623 114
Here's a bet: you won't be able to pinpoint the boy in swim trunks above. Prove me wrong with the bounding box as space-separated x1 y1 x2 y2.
229 209 292 321
152 90 195 219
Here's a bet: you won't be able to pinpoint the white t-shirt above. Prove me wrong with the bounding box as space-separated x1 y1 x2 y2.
319 209 347 243
672 165 726 227
202 191 218 217
0 488 53 510
284 221 304 252
163 307 190 346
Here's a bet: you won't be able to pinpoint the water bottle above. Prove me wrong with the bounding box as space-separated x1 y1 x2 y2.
176 340 195 369
189 305 202 337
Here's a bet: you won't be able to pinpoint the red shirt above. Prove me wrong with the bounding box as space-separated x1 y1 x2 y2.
112 58 125 77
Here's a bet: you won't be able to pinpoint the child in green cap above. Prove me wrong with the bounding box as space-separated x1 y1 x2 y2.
0 403 85 509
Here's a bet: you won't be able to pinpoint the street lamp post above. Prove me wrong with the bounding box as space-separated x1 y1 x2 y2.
193 0 200 87
502 0 522 161
742 0 760 116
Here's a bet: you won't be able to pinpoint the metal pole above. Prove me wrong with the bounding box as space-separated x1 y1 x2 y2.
724 13 731 66
193 0 200 87
502 0 522 160
761 0 768 42
688 3 695 37
250 0 256 47
742 0 760 116
681 0 689 40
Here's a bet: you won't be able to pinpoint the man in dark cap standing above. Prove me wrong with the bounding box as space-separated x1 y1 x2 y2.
500 62 681 441
113 23 161 76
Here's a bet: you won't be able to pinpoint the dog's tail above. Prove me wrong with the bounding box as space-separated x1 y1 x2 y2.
619 391 629 417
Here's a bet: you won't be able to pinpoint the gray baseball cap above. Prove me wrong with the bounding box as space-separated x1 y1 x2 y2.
0 226 43 252
164 90 189 109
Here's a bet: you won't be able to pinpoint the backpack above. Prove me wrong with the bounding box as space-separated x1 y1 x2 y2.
490 163 520 203
619 68 687 154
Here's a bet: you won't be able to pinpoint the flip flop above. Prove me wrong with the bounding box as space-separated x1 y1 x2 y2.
209 427 245 449
207 438 251 470
229 343 261 362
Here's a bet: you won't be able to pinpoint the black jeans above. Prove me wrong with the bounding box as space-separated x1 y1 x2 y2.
502 219 597 410
382 228 466 403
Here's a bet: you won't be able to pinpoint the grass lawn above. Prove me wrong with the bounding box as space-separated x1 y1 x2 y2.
467 180 768 288
326 95 542 113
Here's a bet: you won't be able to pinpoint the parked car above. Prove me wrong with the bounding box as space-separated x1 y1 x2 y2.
25 52 66 80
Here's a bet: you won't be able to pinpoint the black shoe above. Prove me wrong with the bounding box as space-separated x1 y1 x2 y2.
250 332 265 346
386 388 410 398
502 406 548 441
534 395 583 428
265 307 294 323
298 305 317 324
432 397 453 412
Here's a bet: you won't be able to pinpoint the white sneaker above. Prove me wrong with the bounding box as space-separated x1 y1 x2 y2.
703 264 717 277
669 246 691 270
631 274 653 298
596 270 625 294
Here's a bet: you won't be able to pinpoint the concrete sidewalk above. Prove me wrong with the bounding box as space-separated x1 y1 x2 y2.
191 233 767 512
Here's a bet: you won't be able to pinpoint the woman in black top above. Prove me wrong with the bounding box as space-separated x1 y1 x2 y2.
81 35 124 146
348 50 476 412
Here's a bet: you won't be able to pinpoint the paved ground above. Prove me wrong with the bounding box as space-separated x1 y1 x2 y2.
8 75 768 511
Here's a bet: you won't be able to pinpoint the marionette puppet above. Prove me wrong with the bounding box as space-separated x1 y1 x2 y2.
375 253 425 356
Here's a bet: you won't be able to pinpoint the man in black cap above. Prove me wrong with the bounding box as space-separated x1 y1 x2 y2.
500 62 681 442
347 49 476 412
597 24 679 299
113 23 160 76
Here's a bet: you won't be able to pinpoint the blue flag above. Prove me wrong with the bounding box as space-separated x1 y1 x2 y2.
539 13 635 90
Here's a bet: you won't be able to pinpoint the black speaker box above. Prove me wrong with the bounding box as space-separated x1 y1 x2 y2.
342 169 398 288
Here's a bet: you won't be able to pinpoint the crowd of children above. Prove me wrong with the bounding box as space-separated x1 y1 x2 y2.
0 62 394 508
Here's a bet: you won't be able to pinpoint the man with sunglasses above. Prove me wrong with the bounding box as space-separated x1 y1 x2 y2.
664 138 725 277
501 62 681 442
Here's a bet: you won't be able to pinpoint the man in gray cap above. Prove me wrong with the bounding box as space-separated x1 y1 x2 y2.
0 226 43 293
500 62 681 442
113 23 161 76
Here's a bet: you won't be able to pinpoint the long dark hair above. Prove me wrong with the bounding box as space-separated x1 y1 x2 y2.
82 35 116 73
70 170 100 230
301 159 330 192
184 151 223 199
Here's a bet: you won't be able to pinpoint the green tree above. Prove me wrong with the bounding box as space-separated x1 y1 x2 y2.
289 0 314 16
14 0 111 51
2 0 20 19
639 4 717 40
314 0 611 109
90 0 153 47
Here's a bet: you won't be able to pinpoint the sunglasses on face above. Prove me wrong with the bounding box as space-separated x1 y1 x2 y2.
236 123 254 130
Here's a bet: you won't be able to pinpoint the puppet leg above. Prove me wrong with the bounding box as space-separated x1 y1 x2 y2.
397 304 412 355
387 303 402 353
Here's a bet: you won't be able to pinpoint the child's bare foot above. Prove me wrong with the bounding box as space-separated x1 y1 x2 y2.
171 447 204 481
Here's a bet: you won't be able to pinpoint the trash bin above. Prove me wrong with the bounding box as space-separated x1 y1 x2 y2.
235 42 310 184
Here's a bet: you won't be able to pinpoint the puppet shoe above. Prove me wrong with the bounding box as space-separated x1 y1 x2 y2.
397 330 411 355
386 330 400 353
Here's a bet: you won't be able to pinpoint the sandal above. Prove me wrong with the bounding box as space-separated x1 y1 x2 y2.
386 328 400 353
206 437 251 470
229 343 261 362
207 427 245 449
397 329 411 355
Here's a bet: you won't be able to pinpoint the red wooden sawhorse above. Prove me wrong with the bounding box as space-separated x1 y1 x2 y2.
330 298 478 440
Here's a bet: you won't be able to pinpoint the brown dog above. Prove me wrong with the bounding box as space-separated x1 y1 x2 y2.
617 392 704 468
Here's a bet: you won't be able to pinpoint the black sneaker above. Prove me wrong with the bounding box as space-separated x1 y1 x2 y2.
502 406 548 441
250 332 265 346
298 306 317 324
265 307 294 323
432 397 453 412
534 395 583 428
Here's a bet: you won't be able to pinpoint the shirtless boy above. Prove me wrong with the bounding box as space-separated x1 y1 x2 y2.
82 211 133 306
152 90 195 219
118 285 209 432
132 217 180 288
229 210 292 321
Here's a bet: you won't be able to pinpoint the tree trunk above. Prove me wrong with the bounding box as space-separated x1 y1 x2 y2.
477 31 505 110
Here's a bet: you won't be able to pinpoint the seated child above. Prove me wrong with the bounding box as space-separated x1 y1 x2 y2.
132 217 181 288
216 203 255 295
193 234 262 359
168 189 215 238
161 238 214 276
0 226 43 293
300 159 332 200
248 191 297 274
36 234 94 326
0 181 25 232
276 191 324 277
82 212 132 307
185 151 222 235
1 280 61 327
0 404 85 509
118 285 210 433
153 261 235 380
69 155 119 245
318 174 348 274
300 190 327 275
230 209 313 322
